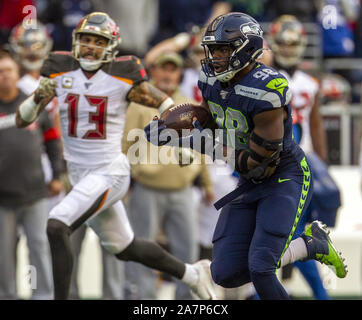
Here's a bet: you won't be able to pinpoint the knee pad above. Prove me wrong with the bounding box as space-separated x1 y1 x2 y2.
249 245 278 276
210 259 249 288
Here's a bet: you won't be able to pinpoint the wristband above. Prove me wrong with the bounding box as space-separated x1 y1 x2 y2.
158 97 174 115
19 94 40 122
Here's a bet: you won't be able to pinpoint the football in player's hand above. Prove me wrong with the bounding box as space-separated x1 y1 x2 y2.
160 103 212 135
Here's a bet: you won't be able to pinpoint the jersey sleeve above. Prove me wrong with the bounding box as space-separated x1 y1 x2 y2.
40 51 79 78
102 55 148 85
198 69 216 102
250 74 292 118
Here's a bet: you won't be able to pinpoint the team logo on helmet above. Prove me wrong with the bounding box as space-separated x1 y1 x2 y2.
240 22 263 37
201 12 264 82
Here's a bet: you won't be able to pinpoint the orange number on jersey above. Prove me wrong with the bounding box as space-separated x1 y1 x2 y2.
65 93 108 139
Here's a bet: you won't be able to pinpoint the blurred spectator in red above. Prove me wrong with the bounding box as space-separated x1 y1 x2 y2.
0 0 35 45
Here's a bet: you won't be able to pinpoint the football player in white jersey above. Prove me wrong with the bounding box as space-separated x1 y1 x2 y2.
16 12 216 300
268 15 327 161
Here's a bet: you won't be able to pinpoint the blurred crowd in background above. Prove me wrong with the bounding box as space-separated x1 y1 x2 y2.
0 0 361 300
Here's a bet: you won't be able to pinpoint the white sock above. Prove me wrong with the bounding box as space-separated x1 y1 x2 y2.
280 237 308 267
181 263 199 286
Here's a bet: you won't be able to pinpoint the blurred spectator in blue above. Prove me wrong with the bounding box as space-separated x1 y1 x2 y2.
354 3 362 57
93 0 159 58
150 0 230 45
317 0 360 57
37 0 95 51
0 0 35 45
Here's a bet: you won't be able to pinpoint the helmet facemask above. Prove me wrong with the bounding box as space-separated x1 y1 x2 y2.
73 33 113 71
72 12 121 71
201 37 263 82
201 13 264 82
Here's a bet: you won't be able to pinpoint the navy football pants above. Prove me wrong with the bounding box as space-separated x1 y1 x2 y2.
211 157 313 300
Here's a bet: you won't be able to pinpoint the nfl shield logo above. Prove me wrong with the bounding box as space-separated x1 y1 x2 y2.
220 90 228 99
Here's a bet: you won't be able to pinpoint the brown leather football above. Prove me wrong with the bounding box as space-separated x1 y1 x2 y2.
160 103 212 135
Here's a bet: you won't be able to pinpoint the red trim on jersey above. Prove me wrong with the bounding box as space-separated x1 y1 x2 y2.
115 56 132 61
52 51 72 55
139 68 147 79
43 127 61 142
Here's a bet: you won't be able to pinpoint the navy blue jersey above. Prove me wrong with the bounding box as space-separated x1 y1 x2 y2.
198 63 296 155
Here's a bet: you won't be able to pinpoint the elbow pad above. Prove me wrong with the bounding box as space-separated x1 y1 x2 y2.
236 132 283 182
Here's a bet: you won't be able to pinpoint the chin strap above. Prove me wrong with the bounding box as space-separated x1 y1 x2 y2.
79 58 103 71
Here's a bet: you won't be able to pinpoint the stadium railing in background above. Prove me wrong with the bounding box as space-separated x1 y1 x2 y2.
321 104 361 165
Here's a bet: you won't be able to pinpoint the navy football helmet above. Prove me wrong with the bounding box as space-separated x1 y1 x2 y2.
201 12 264 82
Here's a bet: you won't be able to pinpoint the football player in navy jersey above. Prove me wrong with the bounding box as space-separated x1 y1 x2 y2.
146 12 347 299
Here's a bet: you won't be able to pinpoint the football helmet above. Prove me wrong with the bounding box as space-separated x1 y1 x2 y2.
320 73 351 104
9 21 53 71
201 12 264 82
268 15 307 69
72 12 121 71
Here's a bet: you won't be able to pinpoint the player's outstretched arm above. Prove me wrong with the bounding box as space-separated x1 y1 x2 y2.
127 81 174 115
16 78 57 128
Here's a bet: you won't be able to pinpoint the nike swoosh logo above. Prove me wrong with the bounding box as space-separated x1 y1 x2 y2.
278 178 291 183
274 83 282 87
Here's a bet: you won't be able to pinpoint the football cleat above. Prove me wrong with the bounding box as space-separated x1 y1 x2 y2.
301 221 347 278
189 259 217 300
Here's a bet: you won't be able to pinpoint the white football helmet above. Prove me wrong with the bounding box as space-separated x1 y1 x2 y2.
9 21 53 71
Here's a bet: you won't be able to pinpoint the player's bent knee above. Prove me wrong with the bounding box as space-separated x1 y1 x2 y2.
211 260 249 288
249 246 278 276
46 218 71 240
